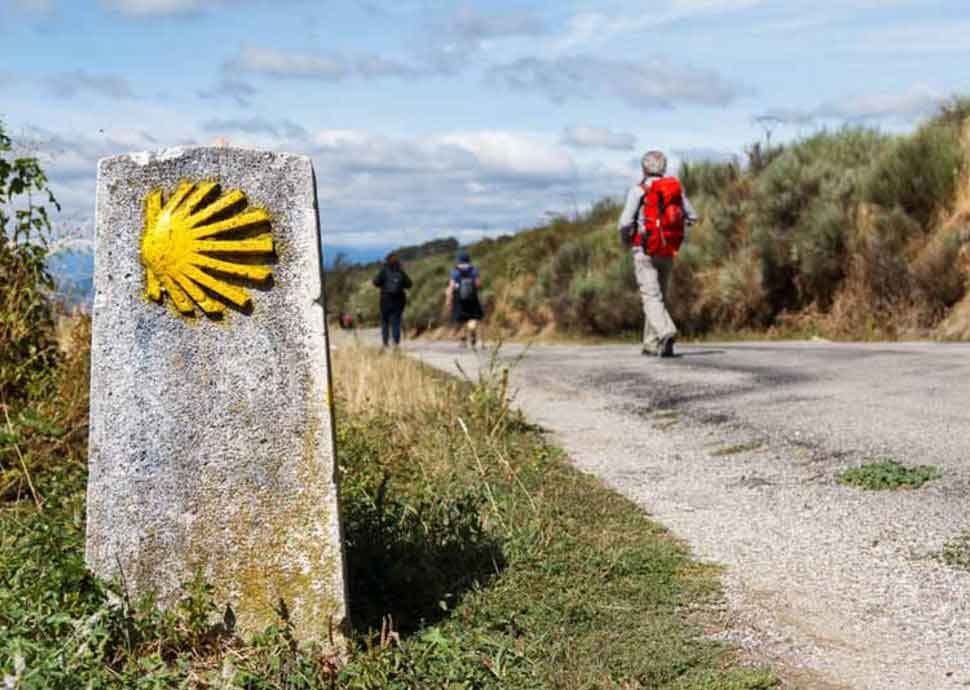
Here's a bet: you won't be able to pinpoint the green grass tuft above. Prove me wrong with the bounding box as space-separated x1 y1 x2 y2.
838 459 941 490
940 531 970 571
710 441 765 457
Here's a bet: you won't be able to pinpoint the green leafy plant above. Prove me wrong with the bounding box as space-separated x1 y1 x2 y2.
838 459 941 490
0 120 61 402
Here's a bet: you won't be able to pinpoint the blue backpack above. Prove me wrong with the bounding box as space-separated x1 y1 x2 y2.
457 267 477 301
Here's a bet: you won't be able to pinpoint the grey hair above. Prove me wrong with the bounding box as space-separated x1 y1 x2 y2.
641 150 667 176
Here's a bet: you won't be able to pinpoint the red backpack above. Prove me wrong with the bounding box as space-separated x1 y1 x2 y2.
639 177 685 257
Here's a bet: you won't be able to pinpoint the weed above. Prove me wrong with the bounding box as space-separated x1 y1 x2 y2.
653 409 681 419
711 441 765 457
838 459 941 490
940 531 970 571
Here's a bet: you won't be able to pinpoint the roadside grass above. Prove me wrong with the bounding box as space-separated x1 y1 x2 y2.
332 342 778 689
838 459 941 490
940 531 970 571
0 327 778 688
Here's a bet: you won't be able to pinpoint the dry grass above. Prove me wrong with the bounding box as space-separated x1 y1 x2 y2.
330 338 455 420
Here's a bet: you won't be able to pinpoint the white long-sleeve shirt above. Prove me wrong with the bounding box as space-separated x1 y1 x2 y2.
617 175 698 240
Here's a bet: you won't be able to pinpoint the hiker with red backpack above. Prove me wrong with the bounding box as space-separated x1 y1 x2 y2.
618 150 698 358
372 252 412 349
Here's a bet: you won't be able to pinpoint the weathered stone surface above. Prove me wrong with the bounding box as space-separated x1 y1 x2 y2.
86 146 347 642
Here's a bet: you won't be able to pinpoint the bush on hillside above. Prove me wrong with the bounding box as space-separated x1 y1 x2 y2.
751 128 889 310
680 158 741 199
866 122 964 228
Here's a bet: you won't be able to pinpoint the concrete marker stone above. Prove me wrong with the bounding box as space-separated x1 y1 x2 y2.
86 146 348 644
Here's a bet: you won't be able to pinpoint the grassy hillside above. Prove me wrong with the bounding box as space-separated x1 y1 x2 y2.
329 98 970 341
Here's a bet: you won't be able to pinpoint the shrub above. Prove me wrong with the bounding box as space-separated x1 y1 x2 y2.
911 227 968 312
930 95 970 130
752 128 888 310
866 122 964 228
680 158 741 199
0 122 61 402
745 141 785 175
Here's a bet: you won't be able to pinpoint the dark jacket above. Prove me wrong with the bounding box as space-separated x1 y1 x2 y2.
373 264 412 314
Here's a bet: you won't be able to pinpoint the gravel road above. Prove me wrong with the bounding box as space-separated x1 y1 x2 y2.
394 335 970 690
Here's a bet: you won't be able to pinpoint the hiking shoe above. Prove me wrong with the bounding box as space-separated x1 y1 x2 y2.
663 336 676 358
656 335 676 358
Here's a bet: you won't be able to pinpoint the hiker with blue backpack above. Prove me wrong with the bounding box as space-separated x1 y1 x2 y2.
446 250 484 348
618 150 698 358
372 252 412 349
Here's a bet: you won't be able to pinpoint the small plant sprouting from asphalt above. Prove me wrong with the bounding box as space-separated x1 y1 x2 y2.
940 531 970 571
838 459 941 490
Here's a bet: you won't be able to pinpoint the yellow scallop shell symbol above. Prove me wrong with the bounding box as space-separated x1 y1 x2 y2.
140 181 274 317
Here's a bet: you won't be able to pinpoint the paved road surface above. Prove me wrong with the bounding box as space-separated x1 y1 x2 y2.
396 336 970 690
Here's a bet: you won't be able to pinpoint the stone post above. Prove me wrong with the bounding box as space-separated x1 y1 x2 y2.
86 146 348 643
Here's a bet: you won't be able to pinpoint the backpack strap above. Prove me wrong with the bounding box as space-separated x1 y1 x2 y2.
635 183 648 242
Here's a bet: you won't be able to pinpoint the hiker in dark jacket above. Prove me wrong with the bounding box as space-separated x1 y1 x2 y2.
372 252 412 348
445 249 484 348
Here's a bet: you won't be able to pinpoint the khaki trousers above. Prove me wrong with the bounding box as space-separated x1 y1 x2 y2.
633 248 676 350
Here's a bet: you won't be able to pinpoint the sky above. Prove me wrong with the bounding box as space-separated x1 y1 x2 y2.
3 0 970 257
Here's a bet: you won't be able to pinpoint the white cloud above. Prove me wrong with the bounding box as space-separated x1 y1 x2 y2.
196 76 258 107
448 5 544 41
439 131 573 180
301 128 629 241
550 2 760 53
860 20 970 55
19 120 634 253
673 147 738 163
758 84 947 125
14 0 54 10
201 116 307 138
44 70 135 100
550 1 920 53
487 56 742 110
561 125 636 151
101 0 202 16
226 45 427 81
355 55 418 78
227 46 349 80
815 85 946 121
100 0 321 17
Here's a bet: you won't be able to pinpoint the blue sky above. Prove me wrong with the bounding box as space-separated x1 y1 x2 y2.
3 0 969 255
